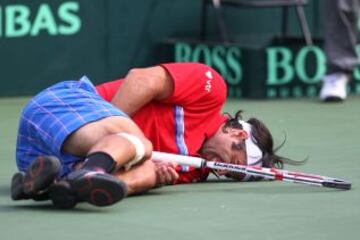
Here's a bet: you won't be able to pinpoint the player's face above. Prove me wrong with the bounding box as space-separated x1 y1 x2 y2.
200 126 248 175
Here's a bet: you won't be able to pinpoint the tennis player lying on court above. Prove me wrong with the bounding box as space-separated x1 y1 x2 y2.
11 62 294 209
96 62 297 182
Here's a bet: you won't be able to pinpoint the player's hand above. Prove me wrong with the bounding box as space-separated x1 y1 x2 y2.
154 161 179 186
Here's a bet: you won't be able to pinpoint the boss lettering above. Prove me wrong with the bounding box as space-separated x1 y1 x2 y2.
175 42 242 86
266 46 326 85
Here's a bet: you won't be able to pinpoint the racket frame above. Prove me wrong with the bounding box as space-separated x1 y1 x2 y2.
151 151 351 190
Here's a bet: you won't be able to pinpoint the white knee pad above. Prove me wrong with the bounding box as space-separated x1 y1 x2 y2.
116 133 146 170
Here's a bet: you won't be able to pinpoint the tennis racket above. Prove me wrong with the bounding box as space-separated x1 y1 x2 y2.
151 151 351 190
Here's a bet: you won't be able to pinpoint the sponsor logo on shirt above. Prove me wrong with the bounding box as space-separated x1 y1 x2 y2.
205 70 213 93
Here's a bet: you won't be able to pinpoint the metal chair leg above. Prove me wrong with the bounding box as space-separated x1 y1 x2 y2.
281 6 289 39
201 0 208 41
212 0 230 43
295 3 313 45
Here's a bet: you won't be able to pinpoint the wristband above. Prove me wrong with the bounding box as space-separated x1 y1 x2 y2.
117 133 146 170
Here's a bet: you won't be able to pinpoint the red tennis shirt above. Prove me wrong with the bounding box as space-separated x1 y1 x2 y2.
96 62 228 183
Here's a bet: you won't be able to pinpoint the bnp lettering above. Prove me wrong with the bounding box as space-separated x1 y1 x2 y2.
0 1 81 38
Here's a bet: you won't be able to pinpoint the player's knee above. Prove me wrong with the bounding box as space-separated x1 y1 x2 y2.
142 138 153 160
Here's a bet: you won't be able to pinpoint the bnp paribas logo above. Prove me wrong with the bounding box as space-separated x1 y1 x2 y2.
0 1 81 38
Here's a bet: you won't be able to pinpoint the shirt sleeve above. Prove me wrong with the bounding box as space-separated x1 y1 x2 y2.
160 63 227 108
95 79 123 101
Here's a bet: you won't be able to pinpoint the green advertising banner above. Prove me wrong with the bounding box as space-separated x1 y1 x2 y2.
0 0 210 96
165 39 360 99
0 0 107 95
0 0 333 98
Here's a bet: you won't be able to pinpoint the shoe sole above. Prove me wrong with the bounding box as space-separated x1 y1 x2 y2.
50 181 78 209
22 156 61 195
322 96 344 102
50 173 127 208
11 172 29 200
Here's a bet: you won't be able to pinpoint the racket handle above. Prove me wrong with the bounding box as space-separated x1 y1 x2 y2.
151 151 206 168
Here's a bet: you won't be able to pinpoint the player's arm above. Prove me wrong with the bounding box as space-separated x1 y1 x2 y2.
113 159 179 195
111 66 174 116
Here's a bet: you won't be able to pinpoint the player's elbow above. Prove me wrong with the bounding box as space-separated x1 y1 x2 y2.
126 67 172 100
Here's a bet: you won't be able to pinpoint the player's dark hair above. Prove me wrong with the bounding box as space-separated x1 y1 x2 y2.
224 110 306 169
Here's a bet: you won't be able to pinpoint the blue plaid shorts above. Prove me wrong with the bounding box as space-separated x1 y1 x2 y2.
16 76 128 176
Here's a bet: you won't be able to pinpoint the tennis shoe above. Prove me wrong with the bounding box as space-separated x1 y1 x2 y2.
319 73 349 102
11 172 30 200
50 169 127 209
11 156 60 200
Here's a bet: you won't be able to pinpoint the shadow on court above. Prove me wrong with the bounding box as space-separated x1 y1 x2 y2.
0 185 9 197
221 183 341 194
0 183 121 214
144 180 342 197
0 201 119 214
171 180 341 194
